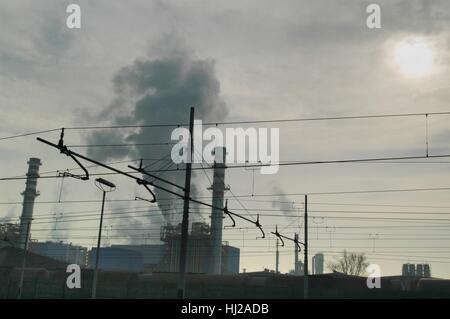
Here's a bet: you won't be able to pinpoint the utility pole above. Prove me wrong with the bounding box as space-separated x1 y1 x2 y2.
369 233 379 252
304 194 308 299
18 221 31 299
177 107 195 299
275 239 279 273
294 233 299 274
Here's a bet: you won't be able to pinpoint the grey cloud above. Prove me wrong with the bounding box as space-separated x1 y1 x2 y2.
0 1 74 79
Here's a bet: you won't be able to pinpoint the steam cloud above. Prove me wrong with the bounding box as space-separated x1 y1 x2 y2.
87 44 228 226
271 186 297 217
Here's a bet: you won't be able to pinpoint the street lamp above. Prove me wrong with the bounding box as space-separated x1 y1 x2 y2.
91 178 116 299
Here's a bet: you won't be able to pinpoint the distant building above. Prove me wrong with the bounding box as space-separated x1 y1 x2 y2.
30 241 87 266
297 260 305 275
423 264 431 278
403 263 412 276
416 264 424 277
86 223 241 274
0 223 20 248
111 244 166 271
0 247 67 269
402 263 416 276
160 222 240 274
222 243 240 274
312 253 324 275
88 247 143 272
402 263 431 278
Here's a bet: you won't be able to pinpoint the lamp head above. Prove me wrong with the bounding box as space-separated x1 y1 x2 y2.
95 178 116 192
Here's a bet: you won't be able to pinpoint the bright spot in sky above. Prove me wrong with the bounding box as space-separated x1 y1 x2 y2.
395 39 434 77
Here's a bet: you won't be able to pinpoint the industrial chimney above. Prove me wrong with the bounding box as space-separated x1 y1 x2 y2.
18 158 41 249
294 233 299 274
210 147 226 274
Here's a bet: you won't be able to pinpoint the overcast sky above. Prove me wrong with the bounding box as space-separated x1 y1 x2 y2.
1 0 450 277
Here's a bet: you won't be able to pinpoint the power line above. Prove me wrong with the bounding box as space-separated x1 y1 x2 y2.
199 111 450 126
0 128 61 141
3 110 450 141
3 183 450 207
5 209 450 226
68 142 175 148
4 153 450 182
40 110 450 130
35 130 267 242
231 186 450 197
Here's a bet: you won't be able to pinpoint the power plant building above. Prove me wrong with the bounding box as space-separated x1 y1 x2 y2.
88 247 143 272
12 149 240 275
160 222 239 274
312 253 324 275
30 241 88 266
86 222 240 274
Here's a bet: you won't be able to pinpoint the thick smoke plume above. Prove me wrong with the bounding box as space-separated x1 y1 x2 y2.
87 45 228 226
271 186 297 217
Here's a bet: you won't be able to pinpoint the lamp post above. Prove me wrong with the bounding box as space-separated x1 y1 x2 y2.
91 178 116 299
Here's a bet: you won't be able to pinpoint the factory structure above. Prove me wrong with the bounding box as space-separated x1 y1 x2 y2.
0 155 336 276
2 154 240 274
2 222 241 274
1 158 41 249
29 241 88 266
291 253 324 276
87 222 240 274
86 148 240 274
402 263 431 278
0 223 20 248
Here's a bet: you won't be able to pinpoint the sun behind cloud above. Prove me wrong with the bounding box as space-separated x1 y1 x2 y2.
394 38 435 77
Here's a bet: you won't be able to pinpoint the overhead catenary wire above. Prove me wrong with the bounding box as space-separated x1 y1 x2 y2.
35 131 269 240
0 128 62 141
68 142 175 148
4 152 450 182
2 110 450 141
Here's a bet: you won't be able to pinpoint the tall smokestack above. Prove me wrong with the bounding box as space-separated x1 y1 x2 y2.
210 147 226 274
18 158 41 249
